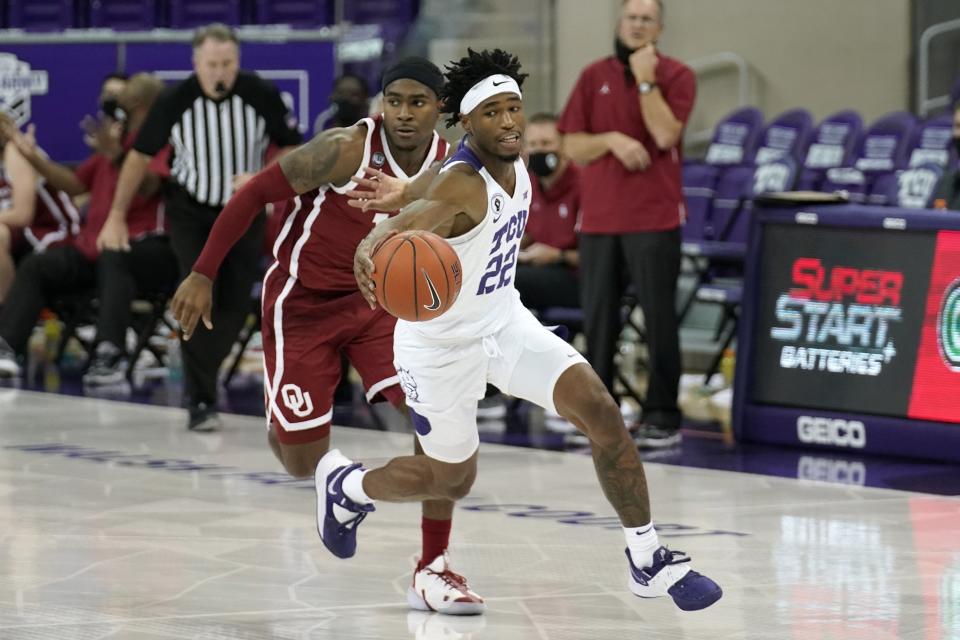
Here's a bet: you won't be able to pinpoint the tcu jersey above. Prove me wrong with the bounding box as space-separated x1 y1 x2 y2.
272 116 448 291
0 166 80 252
404 140 531 340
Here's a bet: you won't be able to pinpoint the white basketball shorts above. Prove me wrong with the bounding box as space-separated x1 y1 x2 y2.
393 297 588 463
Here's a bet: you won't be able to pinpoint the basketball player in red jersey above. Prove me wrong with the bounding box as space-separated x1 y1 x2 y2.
171 58 485 615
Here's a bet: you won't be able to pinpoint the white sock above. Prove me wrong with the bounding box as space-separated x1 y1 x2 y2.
341 467 374 506
624 523 660 569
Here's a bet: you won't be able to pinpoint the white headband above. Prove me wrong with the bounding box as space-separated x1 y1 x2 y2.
459 74 522 116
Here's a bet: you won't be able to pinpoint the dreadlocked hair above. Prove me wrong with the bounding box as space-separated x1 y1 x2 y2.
439 48 528 128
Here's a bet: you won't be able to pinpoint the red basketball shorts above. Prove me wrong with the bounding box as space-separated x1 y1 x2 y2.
261 264 403 444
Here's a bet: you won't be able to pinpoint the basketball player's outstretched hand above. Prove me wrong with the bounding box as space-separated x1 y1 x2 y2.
345 167 406 211
354 233 380 308
171 271 214 341
355 227 397 309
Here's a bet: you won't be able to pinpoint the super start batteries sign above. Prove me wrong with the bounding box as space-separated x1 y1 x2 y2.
773 256 904 377
750 223 960 421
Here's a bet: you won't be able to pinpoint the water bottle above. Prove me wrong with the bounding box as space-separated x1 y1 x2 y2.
167 333 183 383
42 317 61 391
43 316 60 363
720 348 736 387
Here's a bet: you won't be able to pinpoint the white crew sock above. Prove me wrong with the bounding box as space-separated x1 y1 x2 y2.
624 523 660 569
341 467 374 506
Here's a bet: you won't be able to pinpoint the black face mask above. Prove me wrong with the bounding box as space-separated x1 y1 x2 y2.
99 98 126 122
528 151 560 178
333 99 367 127
614 37 639 82
953 137 960 157
615 37 637 67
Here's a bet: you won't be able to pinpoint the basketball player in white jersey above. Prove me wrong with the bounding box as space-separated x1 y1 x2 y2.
322 49 723 612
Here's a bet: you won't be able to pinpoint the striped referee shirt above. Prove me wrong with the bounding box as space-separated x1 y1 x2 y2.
133 71 302 208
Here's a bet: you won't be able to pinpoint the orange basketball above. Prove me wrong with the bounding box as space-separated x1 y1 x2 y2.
372 230 463 322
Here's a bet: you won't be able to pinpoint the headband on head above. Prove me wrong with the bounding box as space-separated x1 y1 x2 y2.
459 74 522 116
381 57 444 98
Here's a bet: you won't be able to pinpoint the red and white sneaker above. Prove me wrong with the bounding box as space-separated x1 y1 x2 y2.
406 552 486 615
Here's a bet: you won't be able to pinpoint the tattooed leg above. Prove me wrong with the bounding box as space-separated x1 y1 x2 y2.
553 363 652 527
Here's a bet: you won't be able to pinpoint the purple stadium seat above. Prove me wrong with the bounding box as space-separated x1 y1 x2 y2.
907 114 954 168
89 0 160 30
701 106 765 168
8 0 78 30
750 108 814 165
169 0 242 28
712 156 799 247
254 0 330 27
870 163 945 209
853 111 917 172
685 109 807 246
797 110 863 191
679 156 798 323
819 111 917 201
343 0 418 23
682 106 764 245
681 165 713 245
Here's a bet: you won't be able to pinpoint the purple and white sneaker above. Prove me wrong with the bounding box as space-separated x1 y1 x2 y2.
315 449 374 559
626 546 722 611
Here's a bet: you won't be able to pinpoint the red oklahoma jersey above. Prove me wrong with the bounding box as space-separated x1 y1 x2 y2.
0 168 81 253
271 115 449 291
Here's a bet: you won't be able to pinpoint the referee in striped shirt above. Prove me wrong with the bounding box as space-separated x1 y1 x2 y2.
99 23 302 431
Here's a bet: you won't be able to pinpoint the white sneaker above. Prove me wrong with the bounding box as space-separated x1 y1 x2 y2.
407 551 485 615
0 340 21 379
627 546 722 611
406 610 487 639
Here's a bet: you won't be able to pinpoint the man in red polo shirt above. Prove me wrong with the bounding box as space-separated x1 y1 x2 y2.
558 0 695 448
0 73 176 382
516 112 581 314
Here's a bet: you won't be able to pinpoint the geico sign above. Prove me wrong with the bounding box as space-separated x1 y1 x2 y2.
796 416 866 448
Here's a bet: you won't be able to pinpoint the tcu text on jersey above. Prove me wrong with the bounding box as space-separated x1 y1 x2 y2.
477 208 528 295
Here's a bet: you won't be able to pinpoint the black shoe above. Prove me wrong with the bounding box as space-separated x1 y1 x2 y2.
631 423 682 449
0 337 20 378
83 342 129 386
188 402 223 432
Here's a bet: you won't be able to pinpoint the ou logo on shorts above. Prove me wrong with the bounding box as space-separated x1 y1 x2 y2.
281 383 314 418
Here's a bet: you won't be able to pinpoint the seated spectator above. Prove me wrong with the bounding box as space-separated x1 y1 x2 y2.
313 73 371 134
0 73 177 383
932 104 960 210
0 112 82 304
516 113 581 314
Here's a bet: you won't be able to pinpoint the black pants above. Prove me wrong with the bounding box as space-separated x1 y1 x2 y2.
578 229 682 428
97 236 179 347
0 236 178 354
165 201 264 408
515 263 580 313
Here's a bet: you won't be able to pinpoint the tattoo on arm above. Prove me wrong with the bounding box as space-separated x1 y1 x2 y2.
279 128 355 193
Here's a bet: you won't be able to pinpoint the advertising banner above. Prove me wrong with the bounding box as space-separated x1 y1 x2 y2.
751 223 937 418
0 38 334 163
736 205 960 462
0 44 117 162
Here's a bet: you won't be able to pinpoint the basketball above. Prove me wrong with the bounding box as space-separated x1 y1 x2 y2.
372 230 463 322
